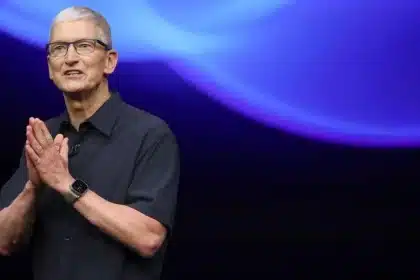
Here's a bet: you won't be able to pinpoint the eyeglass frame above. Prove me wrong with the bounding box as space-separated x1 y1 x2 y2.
45 39 111 57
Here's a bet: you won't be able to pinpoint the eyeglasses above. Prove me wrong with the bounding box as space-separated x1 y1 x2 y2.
46 39 110 57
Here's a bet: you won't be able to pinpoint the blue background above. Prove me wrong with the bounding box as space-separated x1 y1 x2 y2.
0 1 418 278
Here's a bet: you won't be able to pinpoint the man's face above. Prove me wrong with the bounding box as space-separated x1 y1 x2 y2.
47 20 117 94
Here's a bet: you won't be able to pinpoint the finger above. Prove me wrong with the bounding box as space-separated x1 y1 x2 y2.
54 134 64 150
25 142 40 165
25 142 37 170
26 126 43 155
24 141 33 167
29 117 36 127
32 120 48 148
37 119 54 145
60 138 69 159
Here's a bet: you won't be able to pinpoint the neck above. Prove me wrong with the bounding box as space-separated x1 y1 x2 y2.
63 81 111 130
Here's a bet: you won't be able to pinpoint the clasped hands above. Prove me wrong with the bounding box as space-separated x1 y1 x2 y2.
25 117 75 194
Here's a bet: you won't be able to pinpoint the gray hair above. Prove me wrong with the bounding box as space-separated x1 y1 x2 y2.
50 6 112 48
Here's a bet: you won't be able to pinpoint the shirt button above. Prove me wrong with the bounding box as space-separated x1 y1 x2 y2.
64 236 72 241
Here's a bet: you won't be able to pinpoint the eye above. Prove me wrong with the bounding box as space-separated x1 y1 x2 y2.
77 42 94 49
79 43 91 48
53 45 66 51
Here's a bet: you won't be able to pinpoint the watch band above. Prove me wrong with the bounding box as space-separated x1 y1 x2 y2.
63 188 80 204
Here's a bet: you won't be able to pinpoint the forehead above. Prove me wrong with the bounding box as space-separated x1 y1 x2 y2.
50 20 98 42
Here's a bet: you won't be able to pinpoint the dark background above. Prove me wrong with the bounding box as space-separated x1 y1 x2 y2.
0 32 418 279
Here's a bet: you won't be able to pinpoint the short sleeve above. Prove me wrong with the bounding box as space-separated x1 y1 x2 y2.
125 123 180 233
0 149 28 209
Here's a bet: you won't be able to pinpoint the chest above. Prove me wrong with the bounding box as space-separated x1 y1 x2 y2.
70 131 138 201
35 129 140 227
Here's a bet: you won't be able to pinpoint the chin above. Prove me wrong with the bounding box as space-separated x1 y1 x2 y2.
58 82 89 94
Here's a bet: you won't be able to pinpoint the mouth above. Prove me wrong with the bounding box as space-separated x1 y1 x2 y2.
63 70 84 77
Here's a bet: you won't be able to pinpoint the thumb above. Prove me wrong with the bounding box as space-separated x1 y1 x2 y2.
60 138 69 159
54 134 64 150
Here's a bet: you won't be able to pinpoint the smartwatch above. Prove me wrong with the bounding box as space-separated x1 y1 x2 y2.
63 179 89 204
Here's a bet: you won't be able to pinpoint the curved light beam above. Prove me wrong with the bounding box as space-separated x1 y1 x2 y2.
0 0 419 147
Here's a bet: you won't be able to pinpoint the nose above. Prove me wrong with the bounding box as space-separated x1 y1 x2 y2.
64 44 79 64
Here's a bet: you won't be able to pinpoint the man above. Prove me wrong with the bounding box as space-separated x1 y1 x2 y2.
0 6 179 280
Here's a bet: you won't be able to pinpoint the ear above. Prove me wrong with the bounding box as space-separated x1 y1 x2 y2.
103 50 118 75
47 57 53 80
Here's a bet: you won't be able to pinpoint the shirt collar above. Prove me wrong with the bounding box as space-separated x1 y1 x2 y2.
58 92 122 137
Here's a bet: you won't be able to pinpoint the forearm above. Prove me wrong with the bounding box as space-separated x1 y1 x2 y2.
71 190 166 258
0 181 37 255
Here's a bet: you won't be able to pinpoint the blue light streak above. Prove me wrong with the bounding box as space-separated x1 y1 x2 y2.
1 1 420 146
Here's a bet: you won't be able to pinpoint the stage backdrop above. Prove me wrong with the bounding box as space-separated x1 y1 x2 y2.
0 1 418 279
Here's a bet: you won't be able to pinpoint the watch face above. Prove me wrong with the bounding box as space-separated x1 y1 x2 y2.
72 180 88 194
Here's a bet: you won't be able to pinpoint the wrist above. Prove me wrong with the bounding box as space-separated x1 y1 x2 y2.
56 175 76 195
20 181 39 201
24 181 44 197
24 181 36 191
9 182 37 214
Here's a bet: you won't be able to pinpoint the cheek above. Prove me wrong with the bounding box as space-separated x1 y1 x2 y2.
86 60 106 80
49 64 58 73
49 62 63 78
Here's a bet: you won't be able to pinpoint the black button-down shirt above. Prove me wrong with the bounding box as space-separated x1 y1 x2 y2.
0 93 180 280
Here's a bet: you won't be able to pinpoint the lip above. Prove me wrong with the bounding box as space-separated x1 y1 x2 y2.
63 70 84 76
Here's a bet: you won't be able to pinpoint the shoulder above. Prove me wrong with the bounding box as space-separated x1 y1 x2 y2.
118 103 177 144
118 104 179 160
